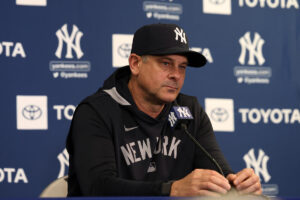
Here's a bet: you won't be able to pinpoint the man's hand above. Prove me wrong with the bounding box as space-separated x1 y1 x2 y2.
227 168 262 195
170 169 231 197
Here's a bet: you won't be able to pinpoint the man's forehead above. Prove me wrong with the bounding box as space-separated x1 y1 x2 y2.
150 54 188 63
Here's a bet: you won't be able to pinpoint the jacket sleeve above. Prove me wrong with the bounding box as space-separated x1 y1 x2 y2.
67 103 166 196
190 98 234 177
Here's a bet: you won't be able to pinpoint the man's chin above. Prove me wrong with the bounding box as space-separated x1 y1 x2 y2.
159 94 178 104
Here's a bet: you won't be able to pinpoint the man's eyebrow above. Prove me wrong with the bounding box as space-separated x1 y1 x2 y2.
158 56 188 65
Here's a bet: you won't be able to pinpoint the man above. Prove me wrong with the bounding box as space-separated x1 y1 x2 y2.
66 23 262 196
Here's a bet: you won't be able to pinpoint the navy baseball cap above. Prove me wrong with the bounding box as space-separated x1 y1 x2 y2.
131 23 207 67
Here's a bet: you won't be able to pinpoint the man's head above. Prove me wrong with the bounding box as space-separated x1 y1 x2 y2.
128 23 206 106
130 23 207 67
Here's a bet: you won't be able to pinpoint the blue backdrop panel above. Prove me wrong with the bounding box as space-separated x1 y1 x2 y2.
0 0 299 197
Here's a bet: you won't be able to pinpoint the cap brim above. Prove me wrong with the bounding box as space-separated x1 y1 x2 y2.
147 48 207 67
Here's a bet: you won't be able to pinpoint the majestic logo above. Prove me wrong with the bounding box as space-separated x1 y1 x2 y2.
174 28 187 44
239 32 265 66
147 162 156 173
205 98 235 132
203 0 232 15
210 107 229 122
243 148 271 182
55 24 83 59
22 105 42 120
234 32 271 85
112 34 133 68
16 95 48 130
57 148 69 178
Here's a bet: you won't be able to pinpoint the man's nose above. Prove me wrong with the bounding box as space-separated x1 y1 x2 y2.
168 66 183 80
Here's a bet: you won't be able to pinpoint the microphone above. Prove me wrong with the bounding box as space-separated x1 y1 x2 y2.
168 104 225 177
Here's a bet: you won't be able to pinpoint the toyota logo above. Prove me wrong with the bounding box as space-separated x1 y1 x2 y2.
117 43 131 58
210 107 229 122
22 105 42 120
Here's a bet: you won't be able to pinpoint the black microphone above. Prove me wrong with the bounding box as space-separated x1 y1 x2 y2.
169 104 225 177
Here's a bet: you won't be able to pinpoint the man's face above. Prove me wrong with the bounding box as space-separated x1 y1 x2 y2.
134 54 188 104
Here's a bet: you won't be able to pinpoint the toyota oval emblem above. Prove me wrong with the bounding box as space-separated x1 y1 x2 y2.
118 43 131 58
22 105 42 120
210 107 229 122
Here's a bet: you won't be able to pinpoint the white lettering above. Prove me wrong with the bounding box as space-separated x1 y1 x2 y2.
137 139 152 160
0 168 28 184
291 109 300 123
129 142 141 162
162 136 169 156
14 168 28 183
120 144 134 166
64 105 76 120
282 109 292 123
260 109 271 123
153 137 162 154
12 42 26 58
53 105 64 120
0 169 4 182
239 108 249 123
249 108 261 124
4 168 15 183
168 137 181 159
2 42 14 57
53 105 76 120
239 108 300 124
239 0 299 8
202 48 214 63
270 109 282 124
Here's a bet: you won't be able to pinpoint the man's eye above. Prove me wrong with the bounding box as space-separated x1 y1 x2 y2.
162 62 170 66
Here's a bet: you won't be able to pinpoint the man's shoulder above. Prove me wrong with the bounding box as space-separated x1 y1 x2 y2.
78 89 119 112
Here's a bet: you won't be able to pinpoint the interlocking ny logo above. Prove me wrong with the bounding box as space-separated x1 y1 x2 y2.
55 24 84 59
168 112 177 127
174 27 187 44
57 148 69 178
176 107 191 118
238 32 265 66
243 148 271 183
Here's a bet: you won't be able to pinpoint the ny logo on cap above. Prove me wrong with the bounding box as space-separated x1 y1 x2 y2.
174 27 187 44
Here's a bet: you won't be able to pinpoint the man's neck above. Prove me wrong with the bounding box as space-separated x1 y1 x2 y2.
128 80 164 119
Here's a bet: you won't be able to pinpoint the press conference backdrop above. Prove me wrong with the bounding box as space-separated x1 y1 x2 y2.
0 0 299 197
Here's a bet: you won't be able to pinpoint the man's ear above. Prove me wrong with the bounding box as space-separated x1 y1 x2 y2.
129 53 141 75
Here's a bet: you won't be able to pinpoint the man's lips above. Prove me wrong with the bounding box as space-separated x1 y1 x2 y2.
163 83 179 90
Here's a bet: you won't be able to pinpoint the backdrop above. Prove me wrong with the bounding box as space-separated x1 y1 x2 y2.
0 0 299 197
